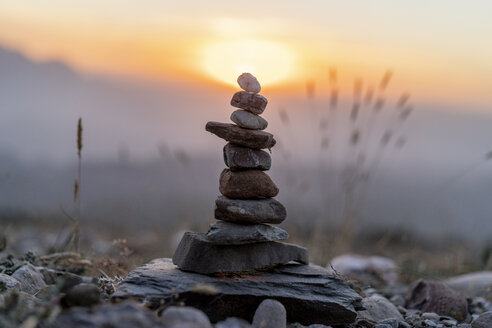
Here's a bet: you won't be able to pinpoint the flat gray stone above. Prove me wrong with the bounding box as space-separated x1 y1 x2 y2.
253 299 286 328
113 258 362 325
0 273 21 293
172 232 307 274
224 143 271 171
11 264 47 295
231 91 268 114
206 122 275 150
215 196 286 224
231 110 268 130
206 221 288 245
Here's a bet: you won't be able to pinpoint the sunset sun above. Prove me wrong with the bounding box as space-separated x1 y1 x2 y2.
202 39 294 87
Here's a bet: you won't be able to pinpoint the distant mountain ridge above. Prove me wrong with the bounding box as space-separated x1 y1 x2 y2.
0 45 229 164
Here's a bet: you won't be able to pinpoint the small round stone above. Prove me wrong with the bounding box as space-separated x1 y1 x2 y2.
253 299 286 328
161 306 212 328
237 73 261 93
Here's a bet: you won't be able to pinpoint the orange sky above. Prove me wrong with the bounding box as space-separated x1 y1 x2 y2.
1 1 491 110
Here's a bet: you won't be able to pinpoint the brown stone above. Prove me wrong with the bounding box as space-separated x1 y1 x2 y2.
230 91 268 114
206 122 276 150
219 169 279 199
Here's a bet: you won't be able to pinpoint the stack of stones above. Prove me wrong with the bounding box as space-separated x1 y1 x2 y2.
173 73 308 274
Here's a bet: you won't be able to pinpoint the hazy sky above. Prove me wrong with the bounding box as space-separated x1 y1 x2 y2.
1 0 491 109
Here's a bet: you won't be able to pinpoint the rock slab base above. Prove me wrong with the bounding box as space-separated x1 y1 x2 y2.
113 258 362 325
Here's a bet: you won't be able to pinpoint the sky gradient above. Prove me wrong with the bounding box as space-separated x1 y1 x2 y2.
0 0 491 109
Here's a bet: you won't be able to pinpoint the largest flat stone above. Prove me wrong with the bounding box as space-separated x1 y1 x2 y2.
113 258 362 325
172 232 307 274
206 122 276 149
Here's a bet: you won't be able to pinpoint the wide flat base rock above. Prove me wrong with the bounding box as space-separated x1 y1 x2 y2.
113 258 362 326
172 232 307 274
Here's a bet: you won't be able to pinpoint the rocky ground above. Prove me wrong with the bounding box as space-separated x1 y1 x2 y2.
1 234 492 328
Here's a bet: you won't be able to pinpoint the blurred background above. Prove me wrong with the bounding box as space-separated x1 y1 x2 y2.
1 1 491 276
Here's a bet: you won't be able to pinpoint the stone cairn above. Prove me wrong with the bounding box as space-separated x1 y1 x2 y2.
173 73 308 274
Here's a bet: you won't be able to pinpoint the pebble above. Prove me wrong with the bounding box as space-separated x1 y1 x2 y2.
215 196 287 224
219 169 279 199
231 91 268 115
472 311 492 328
398 322 412 328
216 317 251 328
237 73 261 93
252 299 286 328
378 318 400 327
469 297 492 314
231 110 268 130
206 221 288 245
406 280 468 321
54 301 164 328
357 294 404 323
422 312 440 321
390 295 406 307
161 306 212 328
223 143 271 171
0 273 21 292
423 319 439 327
206 122 276 150
11 264 47 295
61 283 101 308
441 318 458 326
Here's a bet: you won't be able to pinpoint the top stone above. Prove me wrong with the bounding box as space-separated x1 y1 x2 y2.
237 73 261 93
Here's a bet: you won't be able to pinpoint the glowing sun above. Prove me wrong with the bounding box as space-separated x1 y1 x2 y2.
202 40 294 87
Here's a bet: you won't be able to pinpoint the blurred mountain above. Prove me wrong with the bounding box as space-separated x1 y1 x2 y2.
0 45 230 164
1 45 492 245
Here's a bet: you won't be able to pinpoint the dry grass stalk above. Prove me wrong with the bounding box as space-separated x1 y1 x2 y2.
70 118 83 252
